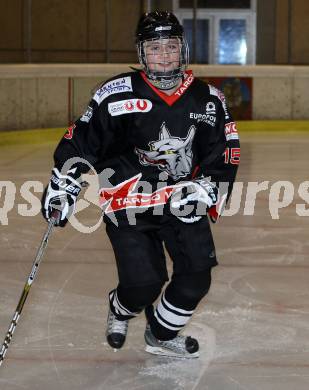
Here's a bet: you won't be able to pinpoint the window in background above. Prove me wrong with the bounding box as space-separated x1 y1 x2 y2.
174 0 256 64
219 19 247 64
183 19 209 63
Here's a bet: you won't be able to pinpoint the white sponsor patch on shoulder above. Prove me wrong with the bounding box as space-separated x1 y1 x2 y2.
80 106 93 123
108 99 152 116
209 85 224 100
209 85 230 120
224 122 239 141
94 76 133 105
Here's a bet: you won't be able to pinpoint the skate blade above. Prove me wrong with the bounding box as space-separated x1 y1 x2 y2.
145 345 199 359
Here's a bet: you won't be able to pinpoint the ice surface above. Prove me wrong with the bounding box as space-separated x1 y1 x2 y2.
1 133 309 389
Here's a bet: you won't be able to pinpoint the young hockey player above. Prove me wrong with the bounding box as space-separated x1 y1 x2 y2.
42 11 240 358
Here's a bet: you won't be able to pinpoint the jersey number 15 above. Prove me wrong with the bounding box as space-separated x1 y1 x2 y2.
224 147 240 165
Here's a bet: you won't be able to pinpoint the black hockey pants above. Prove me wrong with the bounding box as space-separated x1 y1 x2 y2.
106 215 217 340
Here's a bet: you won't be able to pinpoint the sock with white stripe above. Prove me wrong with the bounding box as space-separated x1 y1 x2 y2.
109 289 139 320
146 269 212 340
109 282 163 320
145 295 195 341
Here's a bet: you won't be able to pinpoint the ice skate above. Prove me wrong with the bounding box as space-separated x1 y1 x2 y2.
106 308 129 349
144 324 199 358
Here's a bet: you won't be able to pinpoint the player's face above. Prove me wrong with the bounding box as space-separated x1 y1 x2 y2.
144 38 181 73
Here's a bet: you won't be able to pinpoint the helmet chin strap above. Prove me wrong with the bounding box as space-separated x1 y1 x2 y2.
146 74 182 90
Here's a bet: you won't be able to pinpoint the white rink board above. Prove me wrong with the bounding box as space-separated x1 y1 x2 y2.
0 64 309 130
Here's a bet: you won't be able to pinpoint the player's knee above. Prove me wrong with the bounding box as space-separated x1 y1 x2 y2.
117 282 164 313
167 268 212 309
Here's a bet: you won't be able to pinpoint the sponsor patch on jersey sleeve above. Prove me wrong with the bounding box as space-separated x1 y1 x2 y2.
108 99 152 116
224 122 239 141
80 106 93 123
209 85 230 120
93 76 133 105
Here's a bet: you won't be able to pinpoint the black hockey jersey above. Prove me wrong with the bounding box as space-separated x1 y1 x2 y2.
54 70 240 221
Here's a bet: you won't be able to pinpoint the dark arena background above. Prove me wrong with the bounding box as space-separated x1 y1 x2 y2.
1 1 309 389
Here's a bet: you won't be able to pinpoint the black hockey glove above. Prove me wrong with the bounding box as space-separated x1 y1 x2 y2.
171 177 218 223
41 168 81 227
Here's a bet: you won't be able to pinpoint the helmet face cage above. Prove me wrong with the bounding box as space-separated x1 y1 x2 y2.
136 12 189 90
137 36 189 90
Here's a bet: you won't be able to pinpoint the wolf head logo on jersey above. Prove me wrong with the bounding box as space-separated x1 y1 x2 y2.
135 122 195 180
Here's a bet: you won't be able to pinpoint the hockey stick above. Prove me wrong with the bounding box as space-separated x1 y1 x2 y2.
0 211 59 367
